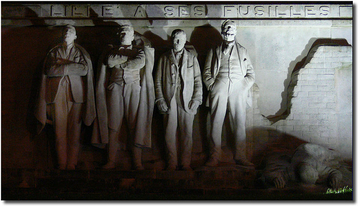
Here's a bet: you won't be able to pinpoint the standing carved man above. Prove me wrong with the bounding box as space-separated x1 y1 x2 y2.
155 29 202 171
203 20 255 167
35 25 96 170
93 25 155 170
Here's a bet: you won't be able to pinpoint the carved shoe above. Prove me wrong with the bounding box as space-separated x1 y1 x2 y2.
165 165 176 171
134 164 145 171
205 158 219 167
67 164 76 170
182 165 193 171
102 161 116 169
235 159 254 166
58 164 67 170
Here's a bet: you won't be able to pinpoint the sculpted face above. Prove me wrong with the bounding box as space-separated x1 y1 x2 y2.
119 26 134 45
64 26 77 45
221 21 237 42
172 32 186 52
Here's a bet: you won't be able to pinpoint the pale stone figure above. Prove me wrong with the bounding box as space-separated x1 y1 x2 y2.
263 143 351 189
203 20 255 167
92 25 155 170
34 25 96 170
155 29 203 171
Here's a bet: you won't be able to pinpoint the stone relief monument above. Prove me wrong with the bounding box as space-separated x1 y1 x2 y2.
92 25 155 170
34 25 96 170
263 143 352 189
1 2 352 200
203 20 255 167
155 29 202 171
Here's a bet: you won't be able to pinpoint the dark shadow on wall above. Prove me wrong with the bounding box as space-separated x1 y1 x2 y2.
189 24 223 159
266 38 351 124
248 127 308 169
190 23 223 70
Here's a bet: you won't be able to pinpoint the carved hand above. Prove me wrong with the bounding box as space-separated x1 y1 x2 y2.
329 176 340 189
56 58 73 65
273 176 286 189
107 82 117 90
189 100 200 111
157 100 169 113
108 55 127 68
107 55 117 68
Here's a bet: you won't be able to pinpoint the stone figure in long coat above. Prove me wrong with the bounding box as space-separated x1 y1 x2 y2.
34 25 96 170
203 19 255 167
155 29 202 171
92 25 155 170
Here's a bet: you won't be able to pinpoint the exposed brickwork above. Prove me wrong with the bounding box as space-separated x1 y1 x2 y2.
263 46 352 155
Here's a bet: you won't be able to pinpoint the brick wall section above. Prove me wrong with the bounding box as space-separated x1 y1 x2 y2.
268 46 352 157
246 45 352 161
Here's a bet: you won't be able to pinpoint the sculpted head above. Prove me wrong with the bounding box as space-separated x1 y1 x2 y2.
298 163 319 184
221 19 237 42
119 25 135 45
63 25 77 45
171 29 186 52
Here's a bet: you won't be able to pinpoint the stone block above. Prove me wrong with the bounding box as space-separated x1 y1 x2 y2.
156 170 195 180
318 108 336 114
326 102 336 109
306 68 326 74
294 125 310 131
308 102 327 108
317 74 334 80
315 80 334 86
308 91 326 97
317 84 335 91
299 74 318 81
304 63 325 69
301 85 318 91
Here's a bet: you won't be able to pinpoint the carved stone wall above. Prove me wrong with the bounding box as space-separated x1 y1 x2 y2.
272 46 352 159
245 45 352 162
1 3 353 170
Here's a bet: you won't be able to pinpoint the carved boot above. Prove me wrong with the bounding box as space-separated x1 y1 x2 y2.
132 146 144 170
205 148 220 167
103 130 119 169
205 157 219 167
102 161 116 169
234 152 254 166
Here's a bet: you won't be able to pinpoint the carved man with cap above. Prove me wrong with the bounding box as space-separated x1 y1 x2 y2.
155 29 202 171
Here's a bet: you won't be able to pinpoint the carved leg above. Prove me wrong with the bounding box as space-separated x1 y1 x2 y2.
132 146 144 170
67 103 82 170
164 98 178 171
178 107 194 171
228 83 253 166
102 129 120 169
207 81 228 167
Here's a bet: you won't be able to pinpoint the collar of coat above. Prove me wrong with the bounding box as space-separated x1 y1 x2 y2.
170 48 188 68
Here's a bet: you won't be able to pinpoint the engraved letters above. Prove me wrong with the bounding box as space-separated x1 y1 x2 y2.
1 4 350 19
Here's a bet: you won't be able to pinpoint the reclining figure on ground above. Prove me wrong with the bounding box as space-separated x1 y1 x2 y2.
263 143 352 189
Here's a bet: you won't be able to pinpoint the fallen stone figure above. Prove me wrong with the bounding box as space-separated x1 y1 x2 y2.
262 143 352 189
